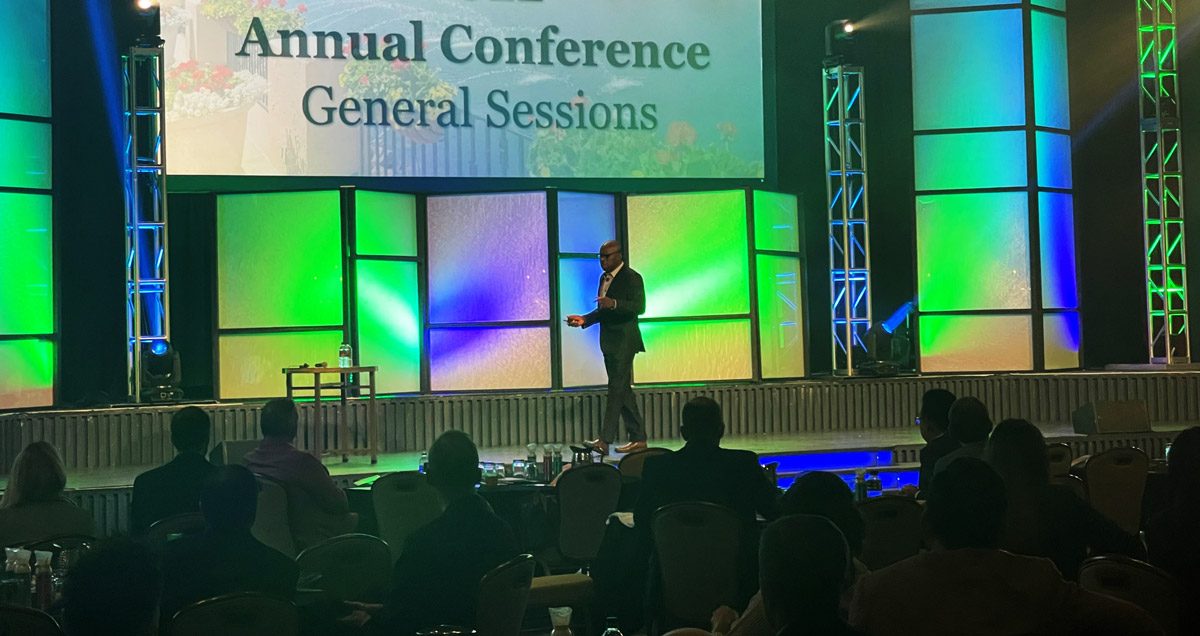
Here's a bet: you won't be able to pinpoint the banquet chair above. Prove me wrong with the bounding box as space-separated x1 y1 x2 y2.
475 554 535 636
652 502 743 631
1079 555 1179 636
0 606 63 636
857 496 924 570
1084 447 1149 534
1051 474 1088 501
167 592 298 636
252 475 297 558
1046 442 1073 478
617 447 670 479
295 533 392 602
146 512 207 549
371 471 444 562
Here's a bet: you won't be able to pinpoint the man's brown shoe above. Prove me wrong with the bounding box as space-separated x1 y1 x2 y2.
616 440 648 454
584 439 610 455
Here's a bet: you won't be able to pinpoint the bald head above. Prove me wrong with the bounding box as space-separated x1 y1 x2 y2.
599 240 624 273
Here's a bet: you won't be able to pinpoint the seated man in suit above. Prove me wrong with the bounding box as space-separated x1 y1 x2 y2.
634 396 778 608
159 465 299 626
932 396 993 476
130 406 218 535
849 458 1163 636
369 430 518 634
915 388 958 495
244 398 356 549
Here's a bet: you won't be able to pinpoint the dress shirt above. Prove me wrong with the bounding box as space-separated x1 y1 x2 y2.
599 262 624 299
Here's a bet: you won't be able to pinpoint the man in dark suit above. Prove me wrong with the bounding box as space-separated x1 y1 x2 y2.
130 406 218 535
159 465 299 626
566 240 648 454
915 388 958 495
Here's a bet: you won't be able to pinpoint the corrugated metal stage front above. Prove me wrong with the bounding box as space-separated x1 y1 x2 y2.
3 370 1197 475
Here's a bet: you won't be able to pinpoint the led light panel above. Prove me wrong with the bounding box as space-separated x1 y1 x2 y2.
0 193 53 335
919 314 1033 372
429 327 551 391
355 191 417 257
218 330 344 399
635 319 753 383
0 339 53 409
356 260 420 394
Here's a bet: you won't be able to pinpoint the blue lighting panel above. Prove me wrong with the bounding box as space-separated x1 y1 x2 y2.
557 192 616 254
1039 192 1078 310
1032 11 1070 129
1036 131 1073 189
559 257 607 387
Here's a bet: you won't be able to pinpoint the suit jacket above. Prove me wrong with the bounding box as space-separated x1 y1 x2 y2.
633 444 778 530
383 493 518 634
849 549 1163 636
917 434 960 494
160 527 299 624
583 265 646 358
130 452 218 535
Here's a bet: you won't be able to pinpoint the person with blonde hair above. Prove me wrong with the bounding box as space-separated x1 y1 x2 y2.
0 441 94 547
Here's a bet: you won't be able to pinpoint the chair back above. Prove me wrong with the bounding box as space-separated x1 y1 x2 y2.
617 447 670 479
252 475 297 558
146 512 207 549
0 606 63 636
652 502 743 627
168 592 298 636
475 554 536 636
1084 447 1149 534
371 471 444 562
857 496 925 570
295 533 392 602
556 463 623 562
1051 474 1088 501
1079 556 1179 636
1046 443 1073 478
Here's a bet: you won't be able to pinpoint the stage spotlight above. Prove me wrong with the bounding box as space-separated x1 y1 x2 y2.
843 22 856 34
824 19 858 65
141 340 184 403
860 302 915 376
135 0 160 14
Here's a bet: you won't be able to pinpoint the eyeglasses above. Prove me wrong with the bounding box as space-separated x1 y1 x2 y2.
598 251 620 259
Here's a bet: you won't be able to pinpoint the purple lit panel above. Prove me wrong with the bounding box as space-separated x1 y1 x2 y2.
429 327 551 391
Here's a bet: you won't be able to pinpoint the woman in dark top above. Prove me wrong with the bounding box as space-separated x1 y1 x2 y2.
985 419 1142 579
0 441 94 547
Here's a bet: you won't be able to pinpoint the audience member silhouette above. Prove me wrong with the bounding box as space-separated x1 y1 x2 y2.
985 419 1140 579
158 465 299 627
62 538 162 636
372 430 518 634
1146 426 1200 626
0 441 94 547
131 406 218 535
932 397 993 476
244 398 356 549
715 471 865 635
849 458 1163 635
760 515 864 636
634 396 778 608
915 388 958 494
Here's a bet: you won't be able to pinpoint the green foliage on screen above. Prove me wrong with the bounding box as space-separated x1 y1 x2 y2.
0 193 53 335
917 193 1031 312
0 338 53 409
0 120 51 190
217 191 344 329
635 319 752 383
356 260 420 394
0 2 49 118
752 191 800 253
627 191 750 319
355 191 417 257
218 330 344 399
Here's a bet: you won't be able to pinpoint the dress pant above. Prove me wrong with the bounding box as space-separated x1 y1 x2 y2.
602 352 646 443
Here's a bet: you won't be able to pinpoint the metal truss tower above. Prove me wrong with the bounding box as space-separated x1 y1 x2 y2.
824 64 873 375
1139 0 1190 364
123 47 171 401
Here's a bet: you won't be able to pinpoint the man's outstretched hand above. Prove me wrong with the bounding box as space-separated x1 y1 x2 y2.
566 315 585 327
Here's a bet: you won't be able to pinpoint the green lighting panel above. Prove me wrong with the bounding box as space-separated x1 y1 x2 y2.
627 191 750 319
0 193 53 335
753 191 800 253
0 339 53 409
912 9 1026 131
356 260 420 394
218 330 344 399
912 0 1019 8
217 191 344 329
0 2 49 118
914 131 1029 191
0 119 51 190
355 191 417 257
1032 10 1070 130
1032 0 1066 12
917 193 1031 312
756 255 806 378
635 319 753 383
920 314 1033 373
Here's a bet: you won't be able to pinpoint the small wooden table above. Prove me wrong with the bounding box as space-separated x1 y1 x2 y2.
282 366 379 464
